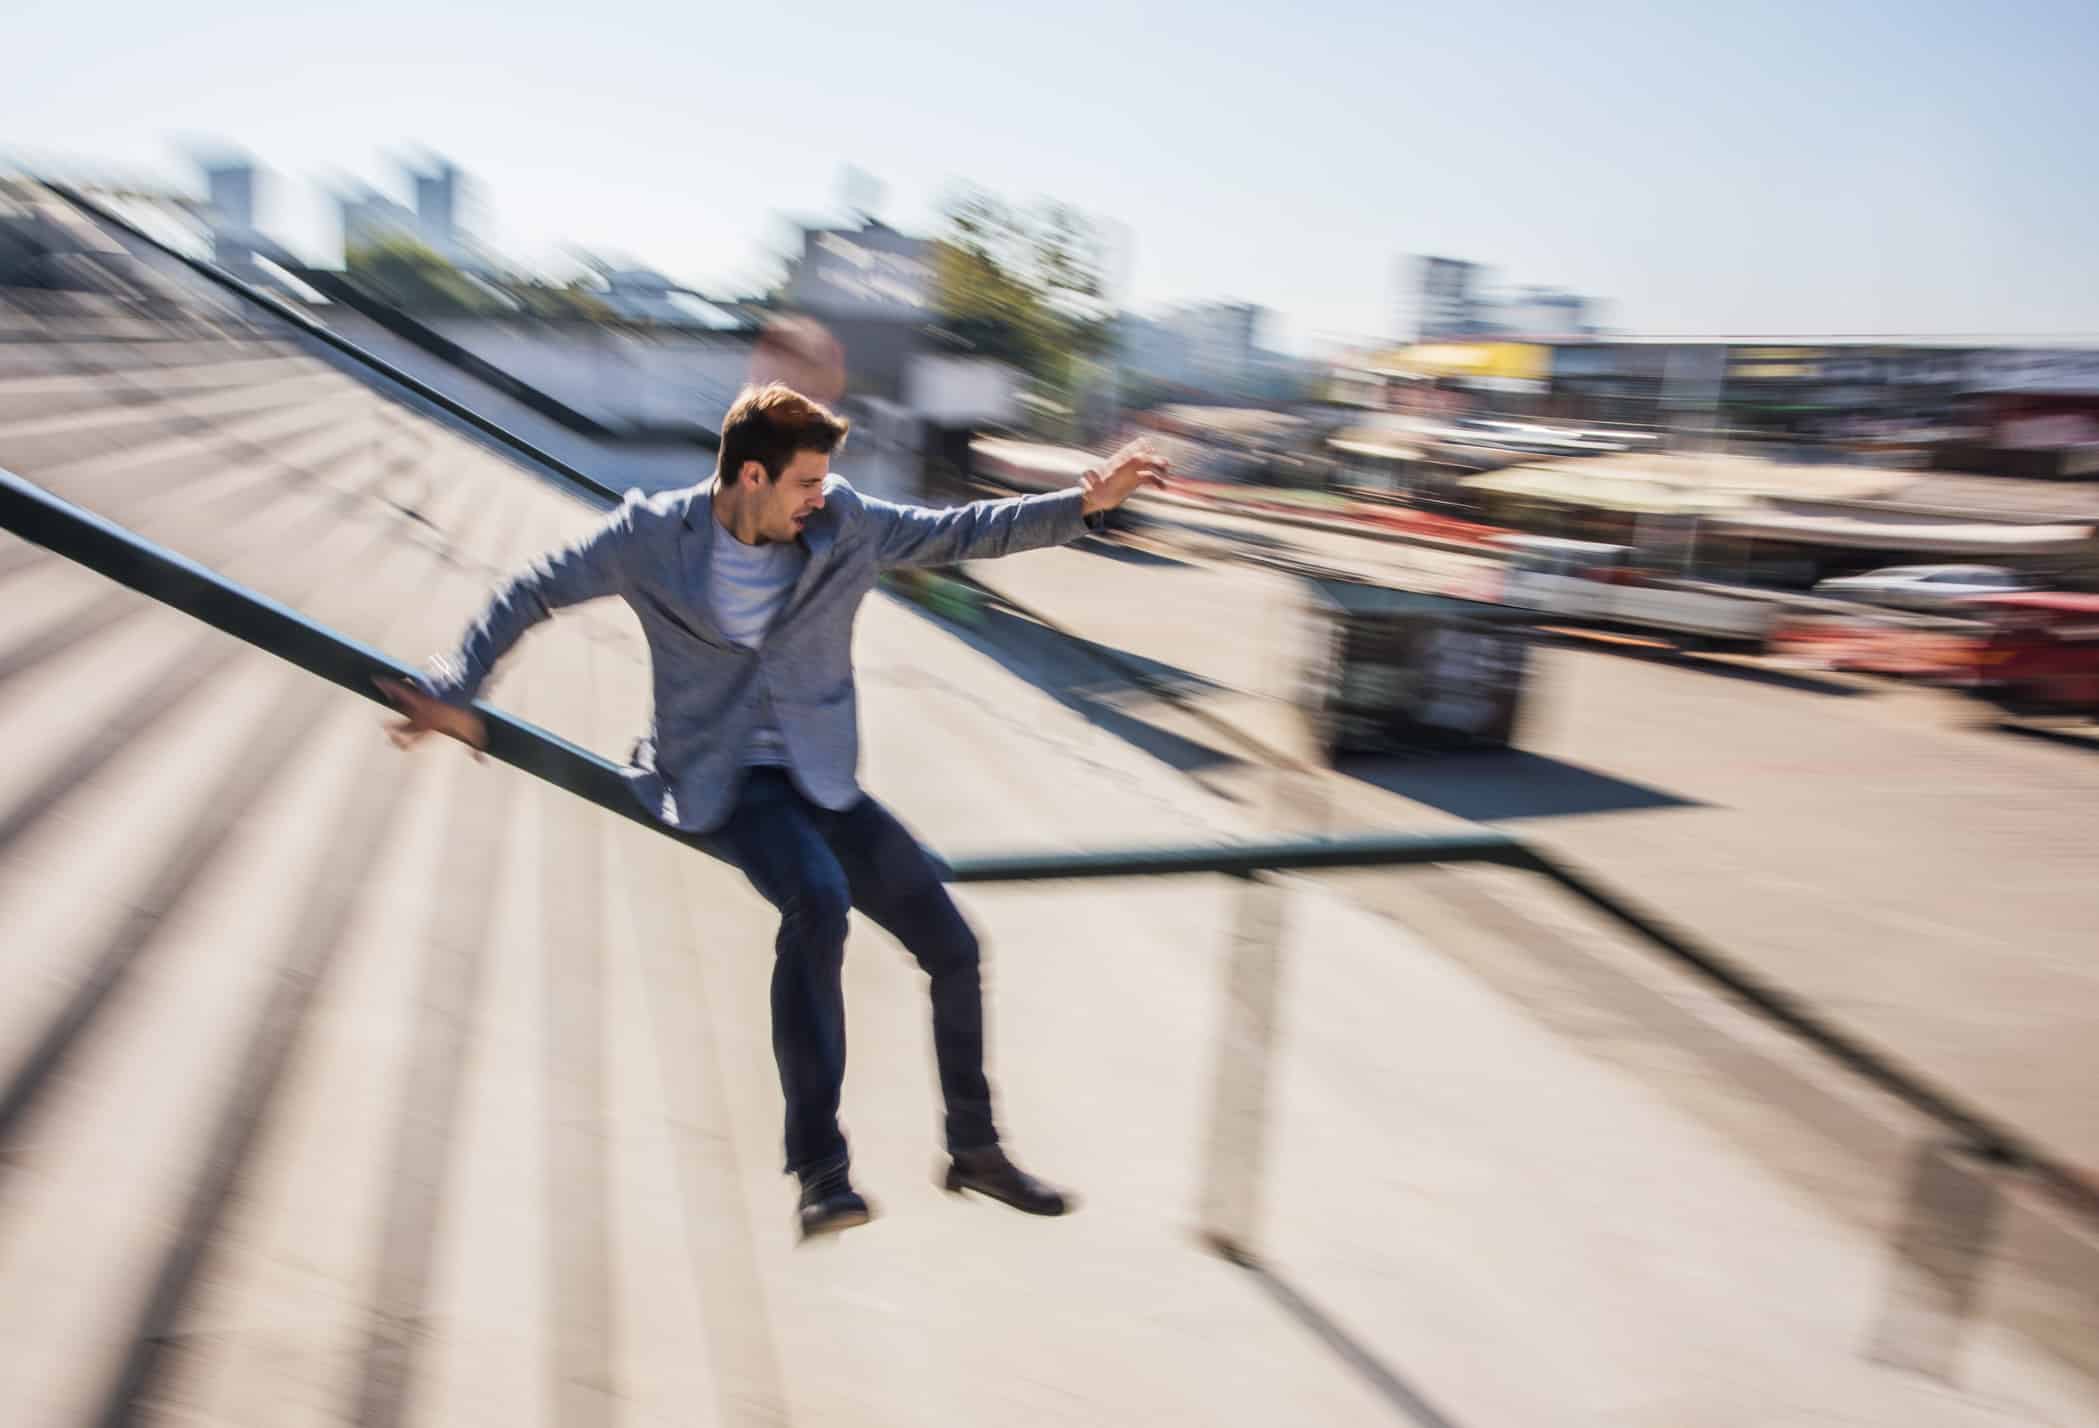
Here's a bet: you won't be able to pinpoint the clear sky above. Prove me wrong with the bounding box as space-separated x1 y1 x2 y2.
10 0 2096 351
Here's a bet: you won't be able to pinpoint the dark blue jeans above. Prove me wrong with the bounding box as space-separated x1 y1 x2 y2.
704 768 997 1175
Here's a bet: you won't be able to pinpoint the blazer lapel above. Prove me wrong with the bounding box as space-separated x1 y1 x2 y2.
779 503 841 625
677 478 736 646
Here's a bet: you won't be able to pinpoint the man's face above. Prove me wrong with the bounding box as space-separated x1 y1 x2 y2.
742 448 829 543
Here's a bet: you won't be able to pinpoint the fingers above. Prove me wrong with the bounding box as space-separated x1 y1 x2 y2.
377 674 488 759
375 675 439 718
379 676 439 748
1105 438 1158 474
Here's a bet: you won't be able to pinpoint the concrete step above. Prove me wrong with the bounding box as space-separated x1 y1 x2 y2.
0 428 482 862
37 337 303 372
0 352 325 425
62 405 407 532
0 676 427 1427
0 404 392 586
0 369 348 473
0 423 424 689
0 464 526 1426
7 389 379 511
0 457 496 1106
93 496 589 1427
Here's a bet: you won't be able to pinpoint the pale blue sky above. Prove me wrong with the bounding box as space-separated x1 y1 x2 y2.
11 0 2096 350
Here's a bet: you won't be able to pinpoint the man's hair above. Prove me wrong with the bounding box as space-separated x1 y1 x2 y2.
717 382 849 483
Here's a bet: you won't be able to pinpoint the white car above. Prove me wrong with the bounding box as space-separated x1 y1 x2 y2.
1811 564 2035 610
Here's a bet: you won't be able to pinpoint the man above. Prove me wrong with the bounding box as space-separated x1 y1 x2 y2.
379 384 1165 1239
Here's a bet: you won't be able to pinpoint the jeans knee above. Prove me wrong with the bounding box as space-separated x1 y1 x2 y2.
781 879 851 954
918 905 980 978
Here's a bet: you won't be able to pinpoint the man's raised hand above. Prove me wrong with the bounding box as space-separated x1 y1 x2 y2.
1079 438 1171 515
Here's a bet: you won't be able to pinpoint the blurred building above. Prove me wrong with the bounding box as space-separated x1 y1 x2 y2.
336 156 492 274
775 216 939 401
1116 300 1311 403
781 216 933 320
181 154 304 291
1408 255 1602 341
574 258 743 329
1942 348 2099 479
200 159 257 271
1180 301 1263 393
1503 286 1592 338
773 213 1021 429
1411 256 1491 339
412 161 461 248
1334 332 2099 489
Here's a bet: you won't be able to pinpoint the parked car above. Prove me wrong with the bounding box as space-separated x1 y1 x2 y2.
1958 593 2099 716
1493 536 1782 645
1811 564 2035 611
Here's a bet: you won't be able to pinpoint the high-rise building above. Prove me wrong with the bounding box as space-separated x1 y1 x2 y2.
1180 301 1264 392
1412 256 1487 339
1117 301 1269 398
1407 256 1603 340
412 161 459 245
336 157 492 273
201 158 258 271
1503 286 1591 338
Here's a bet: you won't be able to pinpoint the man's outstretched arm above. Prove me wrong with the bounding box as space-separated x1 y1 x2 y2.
867 439 1169 570
378 492 642 750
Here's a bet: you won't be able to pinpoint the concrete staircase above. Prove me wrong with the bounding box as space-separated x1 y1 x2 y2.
2 270 2096 1428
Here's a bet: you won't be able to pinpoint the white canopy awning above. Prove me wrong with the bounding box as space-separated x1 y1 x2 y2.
1706 504 2094 554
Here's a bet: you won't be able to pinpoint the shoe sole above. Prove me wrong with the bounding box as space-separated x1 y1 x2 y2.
798 1206 872 1242
942 1172 1071 1216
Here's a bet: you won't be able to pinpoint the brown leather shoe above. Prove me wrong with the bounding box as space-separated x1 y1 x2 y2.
942 1146 1074 1216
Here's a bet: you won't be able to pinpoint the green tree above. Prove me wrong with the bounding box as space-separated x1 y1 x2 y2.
347 236 616 323
345 236 502 316
932 186 1111 410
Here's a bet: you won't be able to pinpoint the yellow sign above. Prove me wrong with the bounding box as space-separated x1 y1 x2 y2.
1373 342 1550 383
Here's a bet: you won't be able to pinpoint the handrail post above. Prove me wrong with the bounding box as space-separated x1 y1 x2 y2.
1868 1140 2006 1379
1198 870 1290 1263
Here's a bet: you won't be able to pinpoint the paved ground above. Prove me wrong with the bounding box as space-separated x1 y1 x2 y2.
958 507 2099 1177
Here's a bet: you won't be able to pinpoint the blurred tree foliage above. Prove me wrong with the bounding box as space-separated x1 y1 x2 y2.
932 187 1111 404
346 236 614 322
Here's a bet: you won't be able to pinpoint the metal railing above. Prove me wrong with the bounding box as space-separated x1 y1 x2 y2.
6 464 2094 1244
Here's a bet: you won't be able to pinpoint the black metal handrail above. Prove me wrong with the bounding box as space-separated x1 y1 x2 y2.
6 467 2095 1233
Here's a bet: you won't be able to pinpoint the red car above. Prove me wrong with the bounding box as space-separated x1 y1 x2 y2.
1959 593 2099 716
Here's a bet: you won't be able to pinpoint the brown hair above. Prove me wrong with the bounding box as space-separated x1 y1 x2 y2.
717 382 849 483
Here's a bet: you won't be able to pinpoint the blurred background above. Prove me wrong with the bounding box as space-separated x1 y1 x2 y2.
4 3 2099 1426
